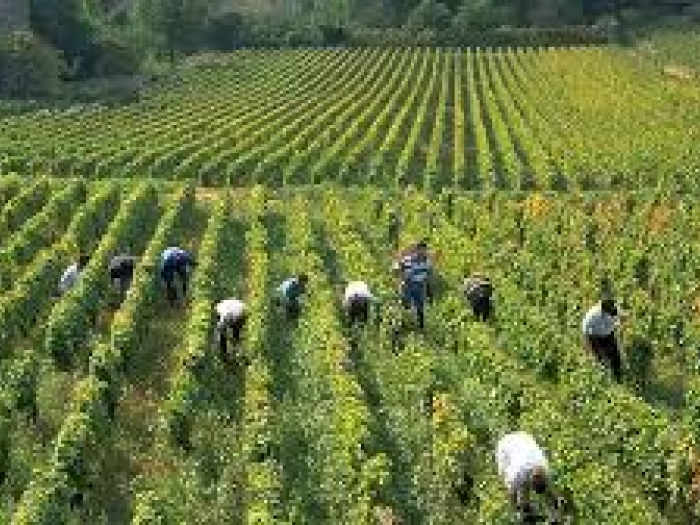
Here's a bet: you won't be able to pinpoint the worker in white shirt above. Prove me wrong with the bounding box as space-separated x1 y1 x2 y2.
58 255 90 296
496 431 559 521
342 281 377 328
582 298 623 382
215 299 248 365
463 273 493 322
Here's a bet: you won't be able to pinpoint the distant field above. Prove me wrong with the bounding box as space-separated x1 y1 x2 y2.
0 176 700 522
1 47 699 191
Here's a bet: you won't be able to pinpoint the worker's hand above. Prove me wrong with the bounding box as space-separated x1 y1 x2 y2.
517 501 536 519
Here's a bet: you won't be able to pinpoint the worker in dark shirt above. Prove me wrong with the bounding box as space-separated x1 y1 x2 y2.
109 253 138 303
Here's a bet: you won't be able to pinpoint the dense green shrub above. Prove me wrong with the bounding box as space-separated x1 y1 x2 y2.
204 11 247 51
30 0 95 67
452 0 511 30
319 25 350 46
406 0 453 30
84 31 143 77
0 31 65 98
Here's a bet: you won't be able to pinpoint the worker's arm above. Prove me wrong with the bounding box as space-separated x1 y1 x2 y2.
513 482 536 520
511 484 530 511
545 485 564 521
614 313 624 330
508 487 519 507
392 258 403 276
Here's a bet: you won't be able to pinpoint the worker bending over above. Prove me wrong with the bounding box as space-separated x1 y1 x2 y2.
496 431 560 522
160 246 197 306
463 273 493 322
215 298 248 365
277 274 308 320
342 280 377 328
109 253 138 303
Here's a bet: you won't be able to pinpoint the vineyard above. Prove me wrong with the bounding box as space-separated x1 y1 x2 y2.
1 47 699 192
0 174 697 523
1 40 700 523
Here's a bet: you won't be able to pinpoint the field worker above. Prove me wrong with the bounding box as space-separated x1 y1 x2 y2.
496 431 558 521
393 240 433 331
160 246 197 305
215 298 248 364
109 253 138 302
58 255 90 296
342 280 377 327
277 274 308 320
582 298 623 382
463 273 493 322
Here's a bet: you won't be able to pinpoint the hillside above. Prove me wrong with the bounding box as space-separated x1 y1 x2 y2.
2 46 699 192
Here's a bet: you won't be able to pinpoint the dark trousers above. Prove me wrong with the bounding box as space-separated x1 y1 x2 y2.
468 293 493 322
111 270 133 302
285 299 301 321
347 297 369 327
219 317 246 363
402 283 426 331
162 262 188 304
588 333 623 381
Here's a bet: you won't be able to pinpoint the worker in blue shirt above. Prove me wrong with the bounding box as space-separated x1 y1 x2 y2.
276 273 308 320
160 246 197 306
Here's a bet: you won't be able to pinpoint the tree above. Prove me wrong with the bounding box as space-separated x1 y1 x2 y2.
30 0 96 68
134 0 208 64
205 11 247 51
406 0 452 29
0 31 65 98
452 0 511 29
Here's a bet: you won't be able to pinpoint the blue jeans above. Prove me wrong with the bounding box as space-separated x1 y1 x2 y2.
402 283 426 330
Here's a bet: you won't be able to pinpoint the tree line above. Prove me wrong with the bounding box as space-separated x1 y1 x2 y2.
0 0 698 99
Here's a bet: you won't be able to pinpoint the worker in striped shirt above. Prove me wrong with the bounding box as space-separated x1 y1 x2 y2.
393 240 433 331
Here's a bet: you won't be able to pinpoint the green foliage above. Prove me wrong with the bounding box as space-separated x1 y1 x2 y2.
134 0 209 62
1 184 700 521
30 0 95 65
83 30 144 77
406 0 453 30
204 11 247 51
0 32 64 98
452 0 511 30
